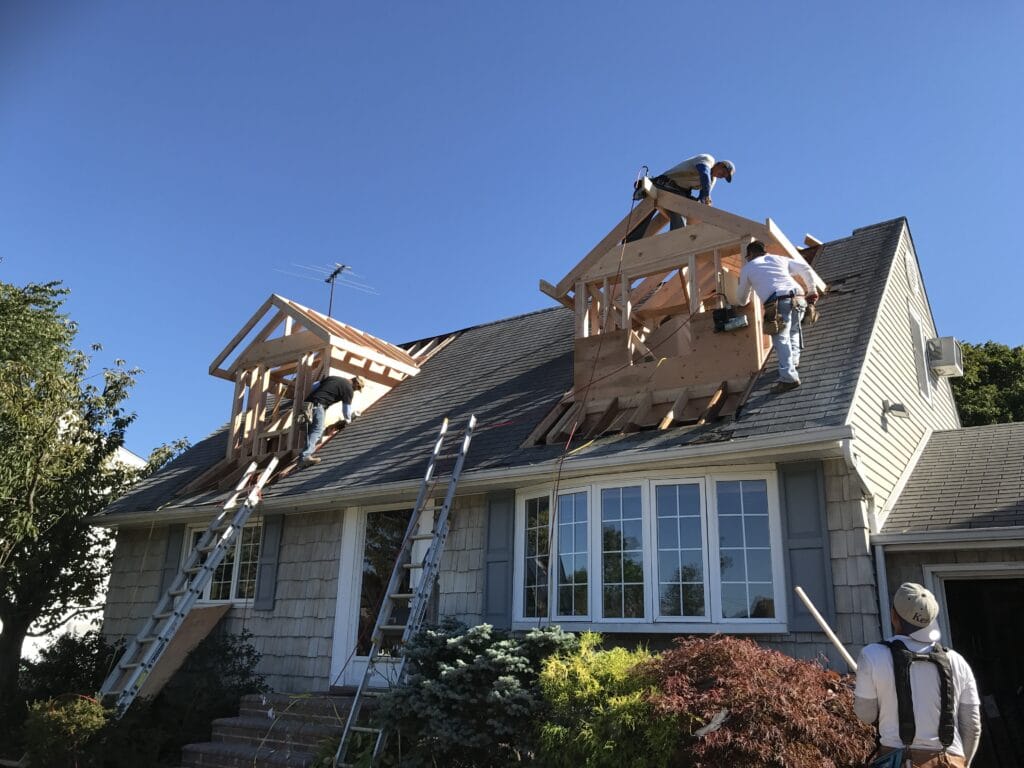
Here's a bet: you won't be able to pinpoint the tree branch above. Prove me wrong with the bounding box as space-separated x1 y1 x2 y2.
27 605 103 637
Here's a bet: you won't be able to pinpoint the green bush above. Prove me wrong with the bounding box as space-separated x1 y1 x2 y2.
538 633 680 768
374 621 578 767
24 696 107 768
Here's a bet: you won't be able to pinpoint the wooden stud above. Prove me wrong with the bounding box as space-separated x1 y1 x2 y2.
624 392 653 433
227 373 246 460
575 280 588 338
209 295 275 377
546 401 585 444
540 280 574 309
584 397 620 440
521 401 571 447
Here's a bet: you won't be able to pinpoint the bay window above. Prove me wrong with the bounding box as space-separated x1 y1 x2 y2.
514 472 786 632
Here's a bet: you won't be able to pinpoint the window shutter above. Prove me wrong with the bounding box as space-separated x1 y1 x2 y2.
779 463 834 632
483 490 515 629
253 514 284 611
160 524 186 594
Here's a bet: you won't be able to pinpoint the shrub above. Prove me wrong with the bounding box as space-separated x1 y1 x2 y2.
21 630 123 703
24 695 107 768
374 621 578 767
649 635 874 768
537 633 680 768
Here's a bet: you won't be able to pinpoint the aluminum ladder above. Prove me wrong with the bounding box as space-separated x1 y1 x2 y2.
98 456 280 716
334 414 477 767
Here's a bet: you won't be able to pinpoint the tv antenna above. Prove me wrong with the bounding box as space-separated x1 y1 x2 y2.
272 262 380 318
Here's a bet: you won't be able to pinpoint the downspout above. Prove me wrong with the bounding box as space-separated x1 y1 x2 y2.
875 543 891 639
841 438 877 531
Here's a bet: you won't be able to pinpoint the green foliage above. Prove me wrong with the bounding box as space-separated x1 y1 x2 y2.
537 633 679 768
20 629 122 703
375 621 578 767
24 696 107 768
649 635 874 768
951 341 1024 426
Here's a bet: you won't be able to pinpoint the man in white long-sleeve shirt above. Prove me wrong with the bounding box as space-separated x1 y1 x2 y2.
736 240 818 393
854 583 981 767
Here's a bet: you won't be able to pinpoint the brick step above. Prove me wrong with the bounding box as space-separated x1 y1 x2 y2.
238 693 354 725
180 741 316 768
212 715 343 750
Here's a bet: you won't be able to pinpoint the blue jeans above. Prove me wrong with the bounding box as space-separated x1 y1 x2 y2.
301 402 326 460
773 297 805 384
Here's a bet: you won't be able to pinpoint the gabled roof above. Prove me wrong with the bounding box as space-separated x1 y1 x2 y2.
882 422 1024 534
99 217 907 520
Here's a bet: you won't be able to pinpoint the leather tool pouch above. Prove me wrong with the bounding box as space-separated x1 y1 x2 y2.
763 301 783 335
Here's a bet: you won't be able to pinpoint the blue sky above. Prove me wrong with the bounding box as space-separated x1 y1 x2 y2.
2 2 1022 457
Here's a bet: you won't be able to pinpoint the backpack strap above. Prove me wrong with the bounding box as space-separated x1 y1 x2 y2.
882 640 957 750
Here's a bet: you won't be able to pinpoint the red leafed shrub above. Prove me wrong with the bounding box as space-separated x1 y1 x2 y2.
648 636 874 768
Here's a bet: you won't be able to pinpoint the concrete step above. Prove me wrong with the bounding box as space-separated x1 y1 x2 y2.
238 693 354 726
180 741 317 768
212 715 343 751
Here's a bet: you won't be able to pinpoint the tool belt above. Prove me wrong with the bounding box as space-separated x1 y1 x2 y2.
650 175 697 199
762 292 807 335
871 746 965 768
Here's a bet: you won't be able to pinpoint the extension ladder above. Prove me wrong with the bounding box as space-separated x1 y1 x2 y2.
98 456 280 716
335 415 477 767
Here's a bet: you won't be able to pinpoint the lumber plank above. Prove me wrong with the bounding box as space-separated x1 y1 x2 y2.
540 279 574 308
521 401 570 447
658 388 690 430
584 397 620 440
227 373 245 461
696 381 728 426
643 179 768 239
546 401 585 445
624 392 653 433
766 218 826 291
553 197 657 297
209 295 275 377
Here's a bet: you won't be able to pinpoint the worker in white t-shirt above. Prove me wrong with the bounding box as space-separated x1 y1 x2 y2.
854 582 982 767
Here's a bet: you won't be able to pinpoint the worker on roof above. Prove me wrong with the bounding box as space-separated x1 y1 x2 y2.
854 582 981 767
629 155 735 237
299 374 365 467
736 240 818 394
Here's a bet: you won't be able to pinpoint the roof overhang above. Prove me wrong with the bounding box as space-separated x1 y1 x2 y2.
96 424 854 527
871 525 1024 551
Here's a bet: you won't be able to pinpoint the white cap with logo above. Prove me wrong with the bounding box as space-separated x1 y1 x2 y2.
893 582 941 643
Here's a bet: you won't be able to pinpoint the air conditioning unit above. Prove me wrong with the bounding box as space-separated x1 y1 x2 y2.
927 336 963 377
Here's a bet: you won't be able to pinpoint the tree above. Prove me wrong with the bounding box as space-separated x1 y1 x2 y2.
0 281 153 713
951 341 1024 427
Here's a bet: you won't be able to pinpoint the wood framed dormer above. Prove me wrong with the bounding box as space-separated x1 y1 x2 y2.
530 181 824 444
179 294 419 493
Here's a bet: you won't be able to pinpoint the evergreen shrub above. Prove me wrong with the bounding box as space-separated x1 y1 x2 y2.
649 635 874 768
537 632 680 768
24 695 107 768
375 621 578 767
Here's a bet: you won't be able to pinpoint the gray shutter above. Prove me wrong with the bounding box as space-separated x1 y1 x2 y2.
160 524 186 594
253 514 284 611
483 490 515 629
779 462 834 632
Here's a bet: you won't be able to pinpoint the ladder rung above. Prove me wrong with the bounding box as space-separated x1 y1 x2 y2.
402 562 423 569
380 624 406 632
168 586 188 596
185 564 203 574
350 726 382 734
154 611 174 620
409 533 435 541
120 662 141 671
139 635 158 644
390 593 414 601
198 542 218 553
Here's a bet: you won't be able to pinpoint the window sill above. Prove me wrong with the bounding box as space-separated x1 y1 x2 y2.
513 619 788 635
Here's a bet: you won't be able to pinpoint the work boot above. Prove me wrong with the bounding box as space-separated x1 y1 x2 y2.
299 456 322 468
770 380 800 394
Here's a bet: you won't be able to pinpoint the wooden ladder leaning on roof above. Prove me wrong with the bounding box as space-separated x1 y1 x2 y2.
334 414 477 768
97 455 280 717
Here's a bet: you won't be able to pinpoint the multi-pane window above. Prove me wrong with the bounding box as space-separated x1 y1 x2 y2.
600 486 643 618
716 480 775 619
517 474 782 629
556 491 588 617
655 483 705 617
187 522 263 602
523 495 550 618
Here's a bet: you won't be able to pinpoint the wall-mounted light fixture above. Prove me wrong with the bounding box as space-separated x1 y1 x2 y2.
882 399 911 419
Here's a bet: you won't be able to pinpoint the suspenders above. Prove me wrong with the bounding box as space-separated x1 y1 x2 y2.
882 640 957 751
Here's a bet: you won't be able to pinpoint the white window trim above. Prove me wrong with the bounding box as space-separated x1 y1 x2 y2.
552 484 592 621
650 477 710 623
512 468 788 634
908 305 933 403
922 562 1024 647
182 521 263 604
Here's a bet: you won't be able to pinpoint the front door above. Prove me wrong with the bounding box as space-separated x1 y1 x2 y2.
944 577 1024 768
331 505 431 689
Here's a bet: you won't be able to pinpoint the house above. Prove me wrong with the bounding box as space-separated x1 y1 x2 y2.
97 193 984 755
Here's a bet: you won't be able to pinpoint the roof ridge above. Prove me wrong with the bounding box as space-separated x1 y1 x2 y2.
400 305 566 346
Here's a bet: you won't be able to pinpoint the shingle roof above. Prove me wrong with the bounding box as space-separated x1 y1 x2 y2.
100 217 907 519
882 422 1024 534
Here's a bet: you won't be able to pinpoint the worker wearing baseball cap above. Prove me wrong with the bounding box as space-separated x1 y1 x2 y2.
854 583 982 767
655 154 735 207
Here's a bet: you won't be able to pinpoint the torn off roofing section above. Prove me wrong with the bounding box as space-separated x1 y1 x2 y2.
97 217 906 521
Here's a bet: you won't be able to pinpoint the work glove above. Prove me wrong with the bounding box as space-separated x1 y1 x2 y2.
804 304 820 324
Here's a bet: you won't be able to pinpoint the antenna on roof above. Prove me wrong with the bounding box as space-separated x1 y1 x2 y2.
272 263 381 317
